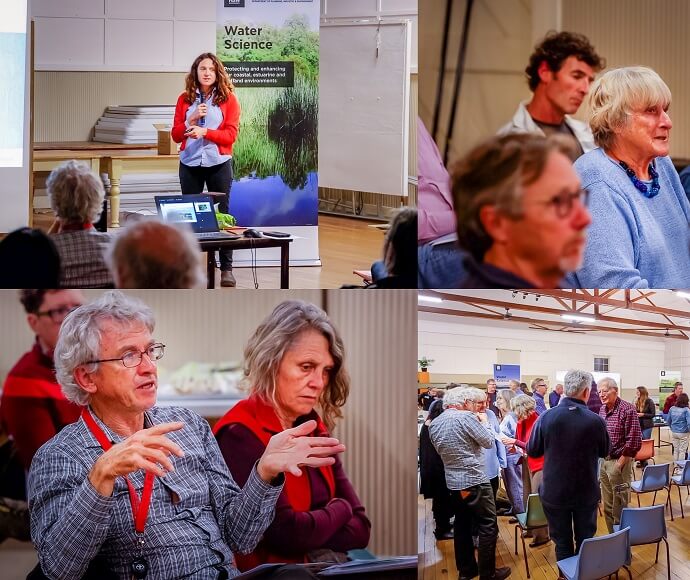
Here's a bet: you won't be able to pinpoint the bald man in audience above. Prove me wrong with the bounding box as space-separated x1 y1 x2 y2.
109 220 205 289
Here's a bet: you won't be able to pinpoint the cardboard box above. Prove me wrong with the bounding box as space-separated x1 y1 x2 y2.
153 124 178 155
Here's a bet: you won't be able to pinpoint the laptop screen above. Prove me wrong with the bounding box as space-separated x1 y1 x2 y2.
155 194 219 233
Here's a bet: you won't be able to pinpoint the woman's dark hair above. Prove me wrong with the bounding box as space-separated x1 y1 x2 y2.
676 393 689 408
383 207 417 282
0 228 60 289
184 53 235 105
428 400 445 423
525 31 605 91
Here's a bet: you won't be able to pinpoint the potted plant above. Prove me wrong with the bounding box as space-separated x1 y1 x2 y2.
418 357 434 372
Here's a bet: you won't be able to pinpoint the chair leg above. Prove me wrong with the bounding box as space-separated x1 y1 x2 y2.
656 541 660 563
623 565 633 580
679 484 685 519
668 487 674 521
663 537 671 580
514 524 518 555
653 490 658 504
637 493 641 507
521 528 530 579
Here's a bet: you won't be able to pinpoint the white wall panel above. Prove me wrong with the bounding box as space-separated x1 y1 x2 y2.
323 0 379 18
173 20 217 68
105 19 173 67
174 0 215 21
32 0 105 19
106 0 174 20
381 0 418 14
419 314 667 396
34 17 104 66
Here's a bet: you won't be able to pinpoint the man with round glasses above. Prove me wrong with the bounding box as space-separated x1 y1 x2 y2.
28 291 341 579
0 290 84 473
453 132 591 288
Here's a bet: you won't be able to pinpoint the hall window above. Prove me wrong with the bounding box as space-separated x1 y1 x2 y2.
594 357 609 372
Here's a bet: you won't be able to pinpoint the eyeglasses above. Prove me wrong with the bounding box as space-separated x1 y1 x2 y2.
36 304 82 323
537 189 589 218
86 343 166 368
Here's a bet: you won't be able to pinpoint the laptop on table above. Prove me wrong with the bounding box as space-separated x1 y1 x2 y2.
154 194 240 241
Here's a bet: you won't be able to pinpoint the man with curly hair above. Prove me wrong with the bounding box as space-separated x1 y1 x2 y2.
499 31 605 157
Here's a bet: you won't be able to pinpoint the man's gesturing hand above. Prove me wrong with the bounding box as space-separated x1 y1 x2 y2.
256 420 346 483
88 422 185 496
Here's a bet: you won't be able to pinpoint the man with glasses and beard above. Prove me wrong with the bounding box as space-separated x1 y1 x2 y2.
452 133 591 289
0 290 84 472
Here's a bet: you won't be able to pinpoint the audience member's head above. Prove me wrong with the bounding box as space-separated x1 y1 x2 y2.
0 228 60 288
531 377 548 396
443 387 468 410
555 383 564 394
675 382 684 396
563 369 593 401
108 220 205 289
486 378 497 393
587 66 671 151
509 379 520 392
597 377 618 407
511 394 536 420
381 206 417 286
452 133 590 288
47 160 105 226
19 289 85 353
428 399 445 423
676 393 689 409
495 388 516 417
525 31 604 110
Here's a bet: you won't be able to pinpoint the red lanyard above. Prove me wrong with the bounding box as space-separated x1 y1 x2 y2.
81 408 155 534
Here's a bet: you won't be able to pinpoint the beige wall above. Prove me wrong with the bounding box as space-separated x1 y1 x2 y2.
0 289 417 556
420 0 690 164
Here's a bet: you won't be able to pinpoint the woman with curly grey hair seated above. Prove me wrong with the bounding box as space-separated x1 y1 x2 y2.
572 66 690 288
47 160 113 288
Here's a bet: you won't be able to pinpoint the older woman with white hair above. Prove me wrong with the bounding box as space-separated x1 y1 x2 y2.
47 160 113 288
496 389 523 515
572 66 690 288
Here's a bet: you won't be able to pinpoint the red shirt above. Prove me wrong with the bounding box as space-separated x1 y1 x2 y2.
516 412 544 473
663 393 679 414
0 341 81 470
171 92 240 156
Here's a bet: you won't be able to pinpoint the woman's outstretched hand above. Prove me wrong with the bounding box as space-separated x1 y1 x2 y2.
256 420 346 483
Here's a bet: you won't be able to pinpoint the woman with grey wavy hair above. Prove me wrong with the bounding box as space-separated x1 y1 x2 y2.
213 300 370 569
47 160 113 288
55 291 155 406
496 388 524 514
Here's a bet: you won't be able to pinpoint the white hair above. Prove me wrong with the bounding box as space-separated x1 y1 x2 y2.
564 369 593 397
48 160 105 224
54 291 155 405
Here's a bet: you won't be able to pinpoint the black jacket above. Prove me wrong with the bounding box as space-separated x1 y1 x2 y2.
527 397 610 509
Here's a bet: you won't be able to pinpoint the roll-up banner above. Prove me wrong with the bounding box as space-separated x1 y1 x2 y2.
217 0 320 266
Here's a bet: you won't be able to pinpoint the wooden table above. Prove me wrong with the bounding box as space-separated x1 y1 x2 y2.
33 146 177 228
199 236 293 289
101 153 179 227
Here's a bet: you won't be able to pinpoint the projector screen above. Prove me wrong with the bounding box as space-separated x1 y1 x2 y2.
0 0 30 232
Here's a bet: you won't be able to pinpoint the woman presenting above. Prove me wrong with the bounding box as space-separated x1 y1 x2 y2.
214 300 371 571
172 52 240 287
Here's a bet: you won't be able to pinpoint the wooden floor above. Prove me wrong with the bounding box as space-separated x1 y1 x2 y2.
31 212 383 289
419 432 690 580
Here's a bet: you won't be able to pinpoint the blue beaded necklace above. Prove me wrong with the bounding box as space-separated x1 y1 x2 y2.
618 160 660 198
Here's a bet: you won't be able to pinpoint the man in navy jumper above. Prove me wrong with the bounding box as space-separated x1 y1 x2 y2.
527 369 610 562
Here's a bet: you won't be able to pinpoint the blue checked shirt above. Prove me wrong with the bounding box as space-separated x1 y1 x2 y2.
28 406 284 579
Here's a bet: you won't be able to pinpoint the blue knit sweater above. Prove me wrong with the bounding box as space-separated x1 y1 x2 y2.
570 148 690 288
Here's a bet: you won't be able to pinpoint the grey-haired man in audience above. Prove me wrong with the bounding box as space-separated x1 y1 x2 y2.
429 387 511 580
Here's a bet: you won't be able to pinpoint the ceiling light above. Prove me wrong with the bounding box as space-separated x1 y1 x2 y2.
676 291 690 300
418 295 443 304
561 313 597 323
